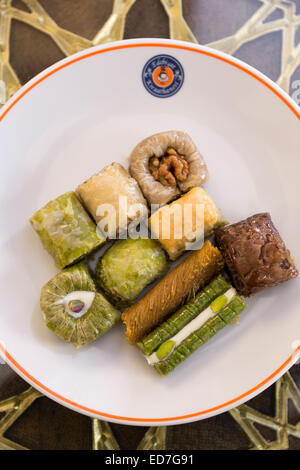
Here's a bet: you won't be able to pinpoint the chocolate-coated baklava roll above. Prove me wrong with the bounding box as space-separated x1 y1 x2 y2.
215 213 298 296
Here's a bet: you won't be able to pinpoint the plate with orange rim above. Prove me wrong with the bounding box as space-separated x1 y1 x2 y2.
0 38 300 426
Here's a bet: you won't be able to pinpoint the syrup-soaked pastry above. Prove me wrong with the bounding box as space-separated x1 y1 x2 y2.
40 262 120 347
96 238 169 308
215 213 298 296
30 192 105 269
122 240 224 344
129 131 209 205
149 187 226 260
76 163 148 238
137 275 247 376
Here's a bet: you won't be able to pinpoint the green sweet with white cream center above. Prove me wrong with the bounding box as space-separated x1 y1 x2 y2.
145 287 236 365
56 291 96 319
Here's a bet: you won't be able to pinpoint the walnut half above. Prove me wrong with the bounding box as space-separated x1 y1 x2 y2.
149 147 189 187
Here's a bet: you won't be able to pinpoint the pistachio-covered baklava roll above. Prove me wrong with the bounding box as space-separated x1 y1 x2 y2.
138 278 247 376
122 241 224 344
30 192 105 269
129 131 209 205
76 163 148 238
96 238 169 308
40 262 120 347
149 187 226 260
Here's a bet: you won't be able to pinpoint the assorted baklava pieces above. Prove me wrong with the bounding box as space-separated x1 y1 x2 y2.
30 130 298 374
138 275 246 376
122 241 224 344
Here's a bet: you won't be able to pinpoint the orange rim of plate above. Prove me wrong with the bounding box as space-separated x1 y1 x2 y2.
1 42 299 423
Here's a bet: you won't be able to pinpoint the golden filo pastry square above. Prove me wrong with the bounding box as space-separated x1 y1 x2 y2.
149 187 225 260
76 163 148 238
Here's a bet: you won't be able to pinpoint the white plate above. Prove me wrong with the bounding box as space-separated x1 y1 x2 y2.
0 38 300 426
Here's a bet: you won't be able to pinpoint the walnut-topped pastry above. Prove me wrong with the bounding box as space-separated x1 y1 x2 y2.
149 147 189 187
129 131 209 205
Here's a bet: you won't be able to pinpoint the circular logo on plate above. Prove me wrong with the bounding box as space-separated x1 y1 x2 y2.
142 54 184 98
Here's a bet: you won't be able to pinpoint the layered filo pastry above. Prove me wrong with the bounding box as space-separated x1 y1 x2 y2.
76 163 148 238
40 262 120 347
138 275 247 376
122 241 224 344
30 191 105 269
96 238 169 308
129 131 209 206
215 213 298 296
149 187 226 260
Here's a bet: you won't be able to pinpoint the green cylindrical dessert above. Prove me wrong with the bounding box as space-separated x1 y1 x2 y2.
96 238 169 308
153 295 247 376
40 262 120 347
138 275 231 356
30 191 105 269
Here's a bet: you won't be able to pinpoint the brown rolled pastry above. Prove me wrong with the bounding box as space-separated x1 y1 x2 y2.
122 240 224 344
129 131 209 205
215 213 298 296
